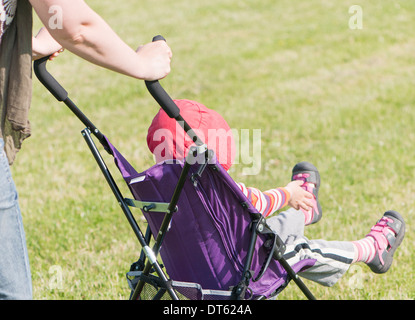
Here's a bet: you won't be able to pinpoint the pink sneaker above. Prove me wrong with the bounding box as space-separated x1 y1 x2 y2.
366 210 405 274
291 162 322 225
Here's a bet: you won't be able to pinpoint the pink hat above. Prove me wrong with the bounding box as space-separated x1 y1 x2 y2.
147 99 235 171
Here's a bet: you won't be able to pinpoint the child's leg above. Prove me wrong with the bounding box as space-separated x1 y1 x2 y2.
268 210 405 286
266 207 305 242
284 237 355 287
267 208 354 287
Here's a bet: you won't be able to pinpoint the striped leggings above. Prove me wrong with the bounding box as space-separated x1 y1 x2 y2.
267 208 355 287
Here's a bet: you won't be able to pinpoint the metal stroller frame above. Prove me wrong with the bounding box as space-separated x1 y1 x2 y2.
33 36 315 300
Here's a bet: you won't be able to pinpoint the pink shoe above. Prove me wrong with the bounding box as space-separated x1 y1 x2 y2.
366 210 405 274
292 162 322 225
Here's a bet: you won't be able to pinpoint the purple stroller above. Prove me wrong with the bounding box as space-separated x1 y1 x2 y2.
34 37 316 300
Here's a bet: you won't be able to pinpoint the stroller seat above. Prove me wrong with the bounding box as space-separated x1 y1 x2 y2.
106 139 316 300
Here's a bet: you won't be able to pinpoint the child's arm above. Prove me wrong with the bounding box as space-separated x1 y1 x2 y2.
238 180 313 217
237 183 290 217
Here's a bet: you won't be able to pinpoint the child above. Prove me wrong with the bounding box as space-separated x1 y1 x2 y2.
146 99 406 287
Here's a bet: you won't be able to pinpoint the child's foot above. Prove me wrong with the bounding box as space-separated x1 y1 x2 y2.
364 211 405 274
291 162 322 225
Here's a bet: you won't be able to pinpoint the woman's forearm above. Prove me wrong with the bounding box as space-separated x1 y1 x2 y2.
29 0 172 80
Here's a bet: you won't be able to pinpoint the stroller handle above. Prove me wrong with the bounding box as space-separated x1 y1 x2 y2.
145 35 205 148
34 35 201 145
34 35 180 119
144 35 180 119
33 56 68 102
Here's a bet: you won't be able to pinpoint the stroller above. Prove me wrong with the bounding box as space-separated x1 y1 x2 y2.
34 37 317 300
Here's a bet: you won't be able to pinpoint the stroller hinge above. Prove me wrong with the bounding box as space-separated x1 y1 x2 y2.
231 271 254 300
188 146 215 186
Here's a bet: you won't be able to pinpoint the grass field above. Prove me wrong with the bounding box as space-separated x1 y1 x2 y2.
12 0 414 299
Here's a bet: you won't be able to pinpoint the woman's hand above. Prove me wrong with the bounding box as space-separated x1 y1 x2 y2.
32 27 63 60
135 40 173 80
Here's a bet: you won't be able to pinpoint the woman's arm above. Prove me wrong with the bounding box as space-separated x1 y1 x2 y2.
29 0 172 80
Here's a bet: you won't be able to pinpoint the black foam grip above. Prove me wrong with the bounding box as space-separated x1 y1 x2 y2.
152 35 166 42
145 80 180 118
145 35 180 119
33 56 68 102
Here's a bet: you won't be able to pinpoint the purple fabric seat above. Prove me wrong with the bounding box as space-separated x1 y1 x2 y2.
106 138 315 299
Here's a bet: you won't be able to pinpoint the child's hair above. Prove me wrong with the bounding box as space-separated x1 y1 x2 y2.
147 99 235 171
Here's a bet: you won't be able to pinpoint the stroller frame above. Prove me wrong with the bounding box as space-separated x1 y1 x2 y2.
33 39 315 300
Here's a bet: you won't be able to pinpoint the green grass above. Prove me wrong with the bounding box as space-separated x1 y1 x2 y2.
12 0 415 299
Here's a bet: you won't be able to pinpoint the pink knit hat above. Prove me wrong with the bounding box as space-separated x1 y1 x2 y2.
147 99 235 171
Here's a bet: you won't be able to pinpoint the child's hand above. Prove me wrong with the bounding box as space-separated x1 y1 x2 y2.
285 180 314 211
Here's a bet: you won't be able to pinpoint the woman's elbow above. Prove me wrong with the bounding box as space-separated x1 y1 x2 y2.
49 23 89 47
